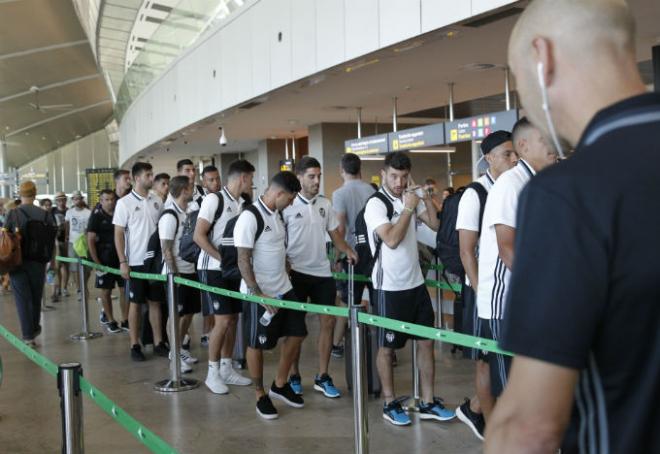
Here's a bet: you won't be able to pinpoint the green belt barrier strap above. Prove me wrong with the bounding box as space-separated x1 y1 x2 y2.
331 271 462 293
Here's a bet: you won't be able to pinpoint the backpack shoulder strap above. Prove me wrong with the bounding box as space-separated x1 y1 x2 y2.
213 192 224 221
160 208 179 235
244 204 265 242
370 191 394 220
466 182 488 233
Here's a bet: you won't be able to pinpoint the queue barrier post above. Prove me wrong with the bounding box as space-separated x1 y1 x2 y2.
70 258 102 341
406 340 421 412
154 272 199 392
58 362 84 454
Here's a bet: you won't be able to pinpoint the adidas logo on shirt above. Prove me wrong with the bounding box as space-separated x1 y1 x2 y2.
295 213 303 219
264 226 272 232
227 207 232 212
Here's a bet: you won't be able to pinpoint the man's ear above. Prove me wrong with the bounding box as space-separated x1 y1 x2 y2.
532 36 556 88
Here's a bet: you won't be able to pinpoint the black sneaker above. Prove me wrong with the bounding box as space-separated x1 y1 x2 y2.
120 320 129 332
256 395 279 420
131 345 146 362
268 381 304 408
99 310 109 325
456 398 485 441
107 321 121 334
153 342 169 357
331 344 344 358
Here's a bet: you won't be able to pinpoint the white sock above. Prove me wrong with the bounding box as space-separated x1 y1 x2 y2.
208 360 220 370
220 358 232 369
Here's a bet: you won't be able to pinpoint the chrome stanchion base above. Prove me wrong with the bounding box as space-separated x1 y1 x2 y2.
70 332 103 341
405 399 420 412
153 378 200 392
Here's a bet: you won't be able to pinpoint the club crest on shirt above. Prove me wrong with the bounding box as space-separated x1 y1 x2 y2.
318 207 326 218
154 202 160 210
386 331 395 343
213 302 220 310
258 335 267 344
393 211 400 218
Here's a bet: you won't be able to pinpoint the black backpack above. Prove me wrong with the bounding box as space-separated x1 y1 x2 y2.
353 192 394 278
18 207 57 263
220 205 266 280
143 209 178 274
436 182 488 276
179 192 224 264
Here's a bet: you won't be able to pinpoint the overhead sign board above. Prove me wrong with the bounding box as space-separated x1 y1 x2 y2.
86 168 116 208
344 133 389 156
445 110 519 143
389 123 445 151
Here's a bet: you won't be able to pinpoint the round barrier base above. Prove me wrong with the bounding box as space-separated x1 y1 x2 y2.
154 378 200 392
70 332 103 341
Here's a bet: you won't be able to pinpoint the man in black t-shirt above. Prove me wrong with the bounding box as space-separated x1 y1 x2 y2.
51 192 69 301
485 2 660 454
87 189 127 333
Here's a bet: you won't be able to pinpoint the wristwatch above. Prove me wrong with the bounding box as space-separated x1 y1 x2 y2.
246 285 259 296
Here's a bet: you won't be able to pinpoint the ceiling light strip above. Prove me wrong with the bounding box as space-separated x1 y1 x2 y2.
6 101 112 138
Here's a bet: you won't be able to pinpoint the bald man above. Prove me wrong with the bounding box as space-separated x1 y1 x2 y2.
485 1 659 454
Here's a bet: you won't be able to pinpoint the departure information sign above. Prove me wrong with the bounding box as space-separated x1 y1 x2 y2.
445 110 518 143
86 168 116 207
389 123 445 151
344 133 389 156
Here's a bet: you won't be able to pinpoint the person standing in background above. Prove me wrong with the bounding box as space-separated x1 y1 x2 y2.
65 190 91 295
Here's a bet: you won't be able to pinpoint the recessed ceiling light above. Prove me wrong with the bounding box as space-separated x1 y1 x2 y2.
25 132 30 136
41 136 46 140
4 126 9 130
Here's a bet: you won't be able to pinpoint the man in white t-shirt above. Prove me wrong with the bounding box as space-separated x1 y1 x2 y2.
195 161 255 394
477 118 558 403
234 171 304 420
282 157 357 399
455 130 518 440
176 158 205 212
113 162 167 362
65 190 91 293
364 151 454 426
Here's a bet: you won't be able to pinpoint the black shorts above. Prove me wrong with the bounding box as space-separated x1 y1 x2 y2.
176 273 201 315
246 289 307 350
290 270 336 308
461 284 481 360
339 259 373 306
128 265 165 304
198 270 242 316
373 284 435 350
95 271 125 290
478 318 512 397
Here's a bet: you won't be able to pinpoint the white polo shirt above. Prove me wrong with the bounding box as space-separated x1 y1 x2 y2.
159 200 194 274
197 187 243 271
477 159 535 320
234 196 292 298
364 187 426 291
283 194 339 278
65 207 91 244
113 190 162 267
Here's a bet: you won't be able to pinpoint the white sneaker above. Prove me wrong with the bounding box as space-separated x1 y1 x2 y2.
205 369 229 394
220 365 252 386
180 349 198 365
171 357 193 374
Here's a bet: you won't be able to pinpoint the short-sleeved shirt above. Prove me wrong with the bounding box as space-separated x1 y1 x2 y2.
456 171 495 232
51 207 67 242
332 179 375 248
500 93 660 454
112 190 162 266
158 200 193 274
65 207 91 244
476 160 535 320
283 194 339 277
364 187 425 291
234 196 291 297
197 187 243 271
87 207 119 266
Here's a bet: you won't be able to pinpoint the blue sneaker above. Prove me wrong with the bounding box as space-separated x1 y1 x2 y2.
383 398 411 426
313 374 341 398
419 397 456 422
288 374 303 395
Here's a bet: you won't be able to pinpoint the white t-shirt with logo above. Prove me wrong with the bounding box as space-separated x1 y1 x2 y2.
283 194 339 278
234 197 292 298
159 200 194 274
364 187 426 291
477 160 535 320
113 190 163 267
197 188 243 271
65 207 91 244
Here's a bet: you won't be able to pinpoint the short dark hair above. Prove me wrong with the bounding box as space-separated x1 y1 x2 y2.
384 152 411 171
114 169 129 180
511 116 533 145
201 165 218 177
169 175 190 198
99 189 116 198
341 153 361 175
228 159 255 177
270 171 301 193
443 187 455 195
295 156 321 175
131 162 152 178
154 172 170 182
39 198 52 207
176 159 194 171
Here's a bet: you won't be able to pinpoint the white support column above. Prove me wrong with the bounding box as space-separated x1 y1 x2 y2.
0 138 7 198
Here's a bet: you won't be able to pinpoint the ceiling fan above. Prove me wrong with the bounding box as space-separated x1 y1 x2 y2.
28 86 74 113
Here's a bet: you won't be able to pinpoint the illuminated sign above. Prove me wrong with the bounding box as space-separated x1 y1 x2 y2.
389 123 445 151
279 159 295 172
445 110 519 143
86 168 116 207
344 133 389 156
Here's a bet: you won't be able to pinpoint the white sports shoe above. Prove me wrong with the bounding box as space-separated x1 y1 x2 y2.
180 349 198 365
205 369 229 394
171 357 193 374
220 365 252 386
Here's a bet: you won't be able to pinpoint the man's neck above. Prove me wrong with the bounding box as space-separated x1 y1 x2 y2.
74 205 85 211
226 180 242 200
300 190 317 201
173 197 187 211
134 186 148 198
488 167 503 180
261 193 277 211
20 197 34 205
103 208 114 217
343 174 361 182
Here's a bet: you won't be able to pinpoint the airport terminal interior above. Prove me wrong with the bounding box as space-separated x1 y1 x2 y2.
0 0 659 453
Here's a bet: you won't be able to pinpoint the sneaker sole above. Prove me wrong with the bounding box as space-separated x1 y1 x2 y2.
382 412 411 426
268 390 304 408
256 407 279 420
224 378 252 386
456 406 484 441
419 412 456 422
313 384 340 398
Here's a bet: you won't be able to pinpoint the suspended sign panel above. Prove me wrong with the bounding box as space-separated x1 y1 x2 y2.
445 110 519 143
344 133 389 156
389 123 445 151
86 168 116 208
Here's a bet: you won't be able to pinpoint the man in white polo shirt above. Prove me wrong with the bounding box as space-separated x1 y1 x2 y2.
283 156 357 399
477 117 558 402
365 151 455 426
235 171 305 420
114 162 167 362
455 130 517 440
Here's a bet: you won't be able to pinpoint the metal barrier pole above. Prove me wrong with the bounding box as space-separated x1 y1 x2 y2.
434 258 441 328
70 259 102 341
154 273 199 392
407 341 421 412
58 362 84 454
348 263 369 454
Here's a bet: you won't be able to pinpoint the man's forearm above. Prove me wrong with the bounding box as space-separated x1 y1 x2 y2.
193 222 221 261
161 240 178 274
461 251 479 289
422 198 440 230
237 248 259 291
378 210 413 248
87 236 100 264
114 228 127 263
